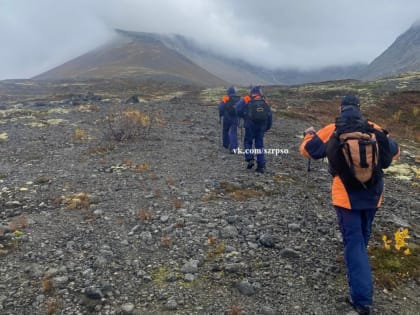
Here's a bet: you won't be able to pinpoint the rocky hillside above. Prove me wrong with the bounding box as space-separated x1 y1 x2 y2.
0 77 419 315
32 23 420 85
33 32 226 87
30 30 367 86
362 22 420 80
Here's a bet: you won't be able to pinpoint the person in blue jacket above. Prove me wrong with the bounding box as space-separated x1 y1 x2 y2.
218 86 240 153
235 86 272 173
300 95 400 315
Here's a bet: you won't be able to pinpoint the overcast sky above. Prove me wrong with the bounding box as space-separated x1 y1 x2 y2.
1 0 420 80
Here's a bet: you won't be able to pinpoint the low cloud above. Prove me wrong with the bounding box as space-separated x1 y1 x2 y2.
1 0 420 79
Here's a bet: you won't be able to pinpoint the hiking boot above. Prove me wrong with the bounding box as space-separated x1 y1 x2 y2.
345 296 372 315
255 168 265 174
246 160 255 169
255 163 265 173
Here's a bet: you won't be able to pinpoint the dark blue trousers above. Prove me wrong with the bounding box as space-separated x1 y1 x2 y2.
222 117 238 150
244 124 266 167
335 206 377 308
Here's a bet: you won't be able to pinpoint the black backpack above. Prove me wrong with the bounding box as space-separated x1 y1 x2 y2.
224 95 240 116
326 116 392 189
248 98 269 123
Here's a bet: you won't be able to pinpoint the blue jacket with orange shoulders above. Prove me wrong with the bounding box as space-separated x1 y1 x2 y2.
300 113 400 210
218 86 240 122
235 93 272 131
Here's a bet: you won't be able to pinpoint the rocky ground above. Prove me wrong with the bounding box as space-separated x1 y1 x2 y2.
0 80 419 315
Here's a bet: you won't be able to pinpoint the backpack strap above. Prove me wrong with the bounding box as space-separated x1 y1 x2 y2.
359 140 369 168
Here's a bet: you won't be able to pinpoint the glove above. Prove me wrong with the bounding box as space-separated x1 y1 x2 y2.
304 127 316 136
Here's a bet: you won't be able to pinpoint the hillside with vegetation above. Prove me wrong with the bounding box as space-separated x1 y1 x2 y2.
0 73 419 314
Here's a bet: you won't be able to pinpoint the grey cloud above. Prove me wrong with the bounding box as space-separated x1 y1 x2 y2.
1 0 420 79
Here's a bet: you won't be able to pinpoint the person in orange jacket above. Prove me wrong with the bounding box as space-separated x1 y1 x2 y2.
300 95 399 315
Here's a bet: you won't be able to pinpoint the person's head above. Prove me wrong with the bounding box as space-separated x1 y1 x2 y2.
250 85 262 96
226 86 236 96
340 95 361 118
341 95 360 111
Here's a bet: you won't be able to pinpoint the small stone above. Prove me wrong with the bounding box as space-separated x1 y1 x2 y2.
220 225 238 238
261 305 276 315
139 231 152 242
165 299 178 310
93 209 103 216
259 234 275 248
121 302 135 314
181 260 199 274
84 287 103 300
160 215 169 223
288 223 300 231
280 248 301 259
248 242 259 249
52 276 69 288
236 279 255 296
184 273 195 282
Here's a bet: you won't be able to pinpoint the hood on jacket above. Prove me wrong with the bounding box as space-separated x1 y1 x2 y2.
227 86 236 96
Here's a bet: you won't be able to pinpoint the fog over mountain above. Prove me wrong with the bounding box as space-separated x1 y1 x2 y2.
34 23 420 85
33 30 365 85
362 22 420 80
2 0 420 80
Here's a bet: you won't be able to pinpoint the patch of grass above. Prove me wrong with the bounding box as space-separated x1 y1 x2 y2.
275 109 316 122
219 181 264 201
76 104 100 112
34 176 52 185
137 208 153 222
364 91 420 142
207 242 226 259
369 246 420 290
384 162 417 180
134 162 151 172
46 297 61 315
0 132 8 141
72 128 88 142
42 276 53 293
86 144 115 155
54 192 98 210
109 160 152 173
0 215 28 254
160 234 171 248
201 181 266 202
227 303 243 315
229 189 263 201
273 173 298 184
172 198 184 209
166 177 176 186
201 192 218 202
151 267 172 287
104 104 166 141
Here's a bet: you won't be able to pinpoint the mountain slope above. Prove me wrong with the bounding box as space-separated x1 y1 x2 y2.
33 22 420 85
159 34 275 85
362 22 420 80
33 30 365 86
34 32 226 86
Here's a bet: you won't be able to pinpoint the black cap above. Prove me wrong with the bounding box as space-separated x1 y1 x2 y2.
341 95 360 107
